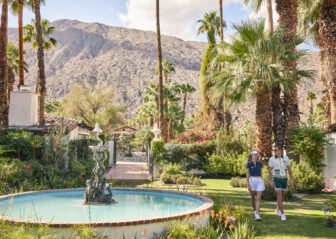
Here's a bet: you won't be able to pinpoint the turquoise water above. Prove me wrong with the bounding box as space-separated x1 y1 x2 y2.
0 190 203 223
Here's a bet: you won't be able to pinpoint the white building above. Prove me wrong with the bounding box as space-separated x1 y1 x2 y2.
8 86 93 139
324 125 336 189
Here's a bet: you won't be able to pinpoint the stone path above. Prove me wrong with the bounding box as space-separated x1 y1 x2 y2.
106 162 150 180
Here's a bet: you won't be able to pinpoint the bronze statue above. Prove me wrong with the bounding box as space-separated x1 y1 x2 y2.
83 146 116 205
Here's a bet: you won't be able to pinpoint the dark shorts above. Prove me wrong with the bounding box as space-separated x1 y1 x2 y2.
273 177 287 191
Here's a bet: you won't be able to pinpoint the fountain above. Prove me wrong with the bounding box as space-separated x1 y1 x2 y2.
0 123 214 238
83 123 116 205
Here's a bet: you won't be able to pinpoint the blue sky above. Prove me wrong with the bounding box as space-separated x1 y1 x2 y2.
7 0 318 50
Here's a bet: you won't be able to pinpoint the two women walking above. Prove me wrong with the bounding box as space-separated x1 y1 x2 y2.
246 145 294 221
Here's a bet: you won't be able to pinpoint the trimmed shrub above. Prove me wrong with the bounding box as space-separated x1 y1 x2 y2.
230 177 247 188
164 141 215 170
206 152 248 176
160 163 201 185
152 140 166 163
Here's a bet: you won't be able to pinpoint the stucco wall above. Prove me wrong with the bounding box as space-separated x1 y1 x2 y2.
9 91 38 126
324 132 336 189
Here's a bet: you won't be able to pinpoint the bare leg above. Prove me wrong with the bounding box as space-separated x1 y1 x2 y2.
281 190 286 214
250 191 256 211
276 190 284 214
256 191 262 214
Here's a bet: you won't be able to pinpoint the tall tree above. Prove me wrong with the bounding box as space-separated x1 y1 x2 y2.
197 11 225 129
155 0 165 141
275 0 300 149
23 18 56 93
298 0 336 125
7 42 28 103
0 0 9 129
9 0 25 89
218 0 231 134
161 59 175 141
306 91 317 116
214 20 311 161
180 83 196 126
32 0 46 125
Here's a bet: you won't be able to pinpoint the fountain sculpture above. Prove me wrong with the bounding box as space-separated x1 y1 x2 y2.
83 123 116 205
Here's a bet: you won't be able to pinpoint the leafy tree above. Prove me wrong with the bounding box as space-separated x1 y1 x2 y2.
60 82 125 134
45 99 61 114
197 11 226 128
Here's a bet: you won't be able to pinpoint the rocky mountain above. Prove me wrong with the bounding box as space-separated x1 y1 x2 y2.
8 19 323 125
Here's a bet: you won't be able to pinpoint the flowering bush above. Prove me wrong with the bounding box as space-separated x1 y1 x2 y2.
177 128 217 144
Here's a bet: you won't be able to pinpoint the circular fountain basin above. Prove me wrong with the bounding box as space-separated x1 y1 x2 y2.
0 188 213 238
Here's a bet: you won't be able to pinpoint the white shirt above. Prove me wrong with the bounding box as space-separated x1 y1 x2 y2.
268 155 290 178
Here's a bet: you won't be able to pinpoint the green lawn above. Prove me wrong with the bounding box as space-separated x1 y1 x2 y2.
137 179 336 239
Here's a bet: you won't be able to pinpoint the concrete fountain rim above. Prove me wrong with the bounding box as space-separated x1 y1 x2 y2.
0 188 214 228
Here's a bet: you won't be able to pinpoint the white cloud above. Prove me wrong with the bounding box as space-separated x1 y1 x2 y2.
118 0 241 41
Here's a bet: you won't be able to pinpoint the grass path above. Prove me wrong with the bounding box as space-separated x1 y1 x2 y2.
137 179 335 239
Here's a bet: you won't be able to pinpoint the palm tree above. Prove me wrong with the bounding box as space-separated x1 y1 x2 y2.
179 83 196 126
9 0 25 89
274 0 301 150
306 91 317 116
244 0 274 31
24 18 56 93
31 0 46 125
0 0 9 129
298 0 336 125
216 20 311 161
161 59 175 141
219 0 224 42
218 0 232 134
197 11 225 128
155 0 165 141
7 42 28 103
162 59 175 83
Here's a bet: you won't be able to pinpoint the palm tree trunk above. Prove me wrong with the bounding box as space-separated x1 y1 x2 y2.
275 0 299 151
318 0 336 125
321 56 331 127
0 0 9 130
156 0 165 141
256 85 272 162
181 93 187 126
33 0 46 126
271 85 284 147
219 0 223 42
7 66 15 104
266 0 274 32
168 119 173 142
18 0 24 89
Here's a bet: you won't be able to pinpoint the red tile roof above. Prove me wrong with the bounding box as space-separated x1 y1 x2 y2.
34 113 94 132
